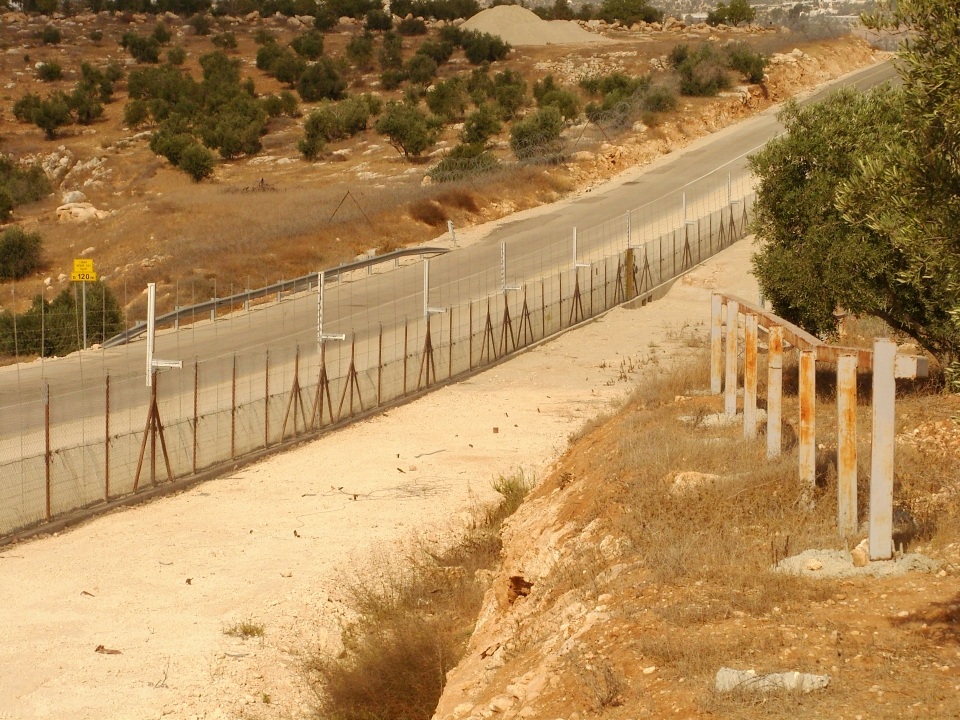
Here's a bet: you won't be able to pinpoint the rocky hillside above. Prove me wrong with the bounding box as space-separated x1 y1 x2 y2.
432 359 960 719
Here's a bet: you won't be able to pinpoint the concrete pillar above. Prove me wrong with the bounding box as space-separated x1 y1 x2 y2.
767 326 783 459
743 313 758 439
799 349 816 488
725 300 738 416
710 293 722 395
869 338 896 560
837 353 858 536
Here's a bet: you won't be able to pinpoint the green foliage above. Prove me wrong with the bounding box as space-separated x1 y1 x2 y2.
836 0 960 375
67 85 104 125
492 69 526 119
397 17 427 35
509 105 563 159
706 0 756 26
425 76 468 121
178 141 216 180
466 65 494 105
79 62 120 103
596 0 663 24
405 53 437 85
37 62 62 82
0 283 125 357
416 38 455 65
121 32 162 63
726 42 766 82
390 0 481 20
40 25 61 45
0 156 50 222
429 140 500 181
374 100 441 158
379 31 403 70
152 23 172 45
299 93 380 158
533 74 580 120
262 90 300 117
89 29 103 44
579 70 648 98
212 32 238 50
290 30 324 59
124 99 150 126
644 84 677 112
254 28 275 45
460 102 501 145
272 48 308 85
314 9 338 31
129 50 267 175
13 93 42 123
670 43 731 96
326 0 382 19
460 29 510 64
381 68 407 90
32 93 73 139
365 8 393 31
167 46 187 65
0 226 42 279
191 13 214 35
346 32 375 69
297 57 348 101
533 0 575 20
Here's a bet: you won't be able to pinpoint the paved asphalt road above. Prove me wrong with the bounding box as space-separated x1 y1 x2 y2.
0 60 899 443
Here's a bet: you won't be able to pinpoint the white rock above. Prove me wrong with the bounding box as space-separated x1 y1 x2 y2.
716 667 830 693
79 246 95 256
56 202 109 223
61 190 87 204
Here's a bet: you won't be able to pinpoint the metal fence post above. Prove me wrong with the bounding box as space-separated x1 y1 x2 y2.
724 300 738 416
44 384 51 521
799 349 816 488
231 355 237 460
869 338 896 560
264 349 270 448
837 353 858 536
192 361 198 475
710 293 722 395
104 375 110 501
743 313 758 439
766 326 783 459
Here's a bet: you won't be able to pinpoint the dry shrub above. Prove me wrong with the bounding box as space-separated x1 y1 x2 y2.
408 199 449 227
635 628 777 678
436 188 479 213
307 474 531 720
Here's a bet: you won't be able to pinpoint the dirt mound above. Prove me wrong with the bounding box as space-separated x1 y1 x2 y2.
461 5 611 46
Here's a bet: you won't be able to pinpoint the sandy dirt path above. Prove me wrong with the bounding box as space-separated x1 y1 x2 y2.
0 237 759 720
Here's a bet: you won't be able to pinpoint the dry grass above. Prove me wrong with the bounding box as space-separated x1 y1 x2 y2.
223 619 265 640
408 199 450 227
306 473 531 720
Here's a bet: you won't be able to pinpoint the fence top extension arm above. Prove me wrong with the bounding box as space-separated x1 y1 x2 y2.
716 293 929 379
103 246 451 349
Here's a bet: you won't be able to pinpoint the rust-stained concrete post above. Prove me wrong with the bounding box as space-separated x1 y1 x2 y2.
870 338 896 560
837 353 858 536
725 300 738 416
710 293 722 394
767 326 783 459
743 313 758 439
799 349 816 488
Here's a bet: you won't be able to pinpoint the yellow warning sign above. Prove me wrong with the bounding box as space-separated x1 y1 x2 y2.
71 271 97 282
73 258 94 273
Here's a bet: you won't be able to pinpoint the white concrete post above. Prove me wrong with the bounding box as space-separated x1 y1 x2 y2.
869 338 896 560
743 313 758 439
710 293 722 395
767 325 783 459
799 349 816 488
837 353 858 536
146 282 156 387
724 300 738 416
447 219 457 247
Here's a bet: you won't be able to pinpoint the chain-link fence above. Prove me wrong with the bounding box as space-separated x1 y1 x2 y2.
0 185 755 539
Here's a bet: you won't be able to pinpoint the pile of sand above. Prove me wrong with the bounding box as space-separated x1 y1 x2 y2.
461 5 612 46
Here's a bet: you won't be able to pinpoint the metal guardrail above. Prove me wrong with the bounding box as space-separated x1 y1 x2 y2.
103 246 450 348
